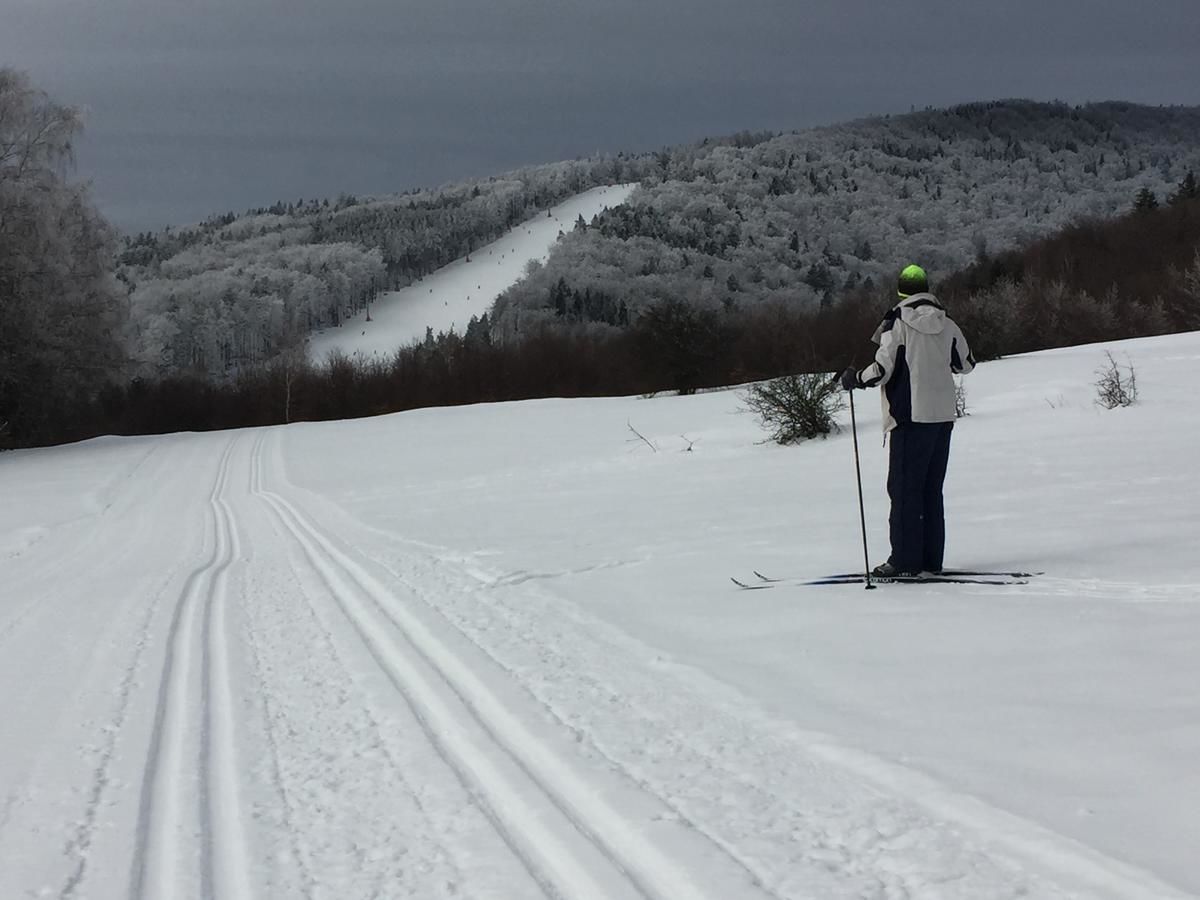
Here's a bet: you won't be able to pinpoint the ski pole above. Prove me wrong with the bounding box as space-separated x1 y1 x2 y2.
848 389 876 590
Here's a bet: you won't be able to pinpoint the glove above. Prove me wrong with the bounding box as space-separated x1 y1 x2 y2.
840 366 860 391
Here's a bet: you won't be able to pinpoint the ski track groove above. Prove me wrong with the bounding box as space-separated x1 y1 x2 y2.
206 440 255 900
253 433 734 900
252 439 565 900
362 550 782 898
250 432 467 900
239 433 318 900
131 436 254 900
0 439 184 871
55 564 186 900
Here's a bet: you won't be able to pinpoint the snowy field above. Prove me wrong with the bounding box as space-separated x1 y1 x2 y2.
306 183 638 361
1 328 1198 898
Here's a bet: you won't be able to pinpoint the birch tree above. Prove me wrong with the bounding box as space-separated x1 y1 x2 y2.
0 68 127 445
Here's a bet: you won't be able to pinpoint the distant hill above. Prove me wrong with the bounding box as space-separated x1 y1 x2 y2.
121 99 1200 379
493 100 1200 336
305 185 638 363
120 159 656 379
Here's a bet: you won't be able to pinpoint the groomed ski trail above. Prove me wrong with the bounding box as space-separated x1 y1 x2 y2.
251 431 770 900
0 437 210 900
243 433 471 898
2 389 1196 898
265 435 1195 900
132 436 253 900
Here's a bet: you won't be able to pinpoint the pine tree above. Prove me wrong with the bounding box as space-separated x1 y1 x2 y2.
1133 187 1159 213
1169 171 1198 205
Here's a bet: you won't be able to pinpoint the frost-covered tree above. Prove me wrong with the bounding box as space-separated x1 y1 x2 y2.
492 100 1200 334
0 69 127 445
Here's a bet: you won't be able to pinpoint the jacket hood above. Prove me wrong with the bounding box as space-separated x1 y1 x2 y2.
896 293 946 335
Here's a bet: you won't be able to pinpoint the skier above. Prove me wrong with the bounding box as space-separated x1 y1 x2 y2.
840 265 975 577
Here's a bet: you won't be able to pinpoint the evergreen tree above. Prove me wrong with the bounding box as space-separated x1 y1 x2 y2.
1169 171 1198 205
1134 187 1159 213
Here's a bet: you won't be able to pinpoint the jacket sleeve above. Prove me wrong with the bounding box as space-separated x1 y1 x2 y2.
857 317 903 388
949 323 976 375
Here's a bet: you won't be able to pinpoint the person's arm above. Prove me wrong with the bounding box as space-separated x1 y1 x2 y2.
950 323 976 375
856 316 903 387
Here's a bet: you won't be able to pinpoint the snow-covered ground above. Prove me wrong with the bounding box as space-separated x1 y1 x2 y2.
306 183 638 362
1 330 1198 898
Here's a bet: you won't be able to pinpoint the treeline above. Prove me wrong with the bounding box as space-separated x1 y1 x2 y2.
61 298 883 442
26 193 1200 447
942 182 1200 359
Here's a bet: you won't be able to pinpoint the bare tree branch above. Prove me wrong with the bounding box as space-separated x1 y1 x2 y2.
627 420 658 453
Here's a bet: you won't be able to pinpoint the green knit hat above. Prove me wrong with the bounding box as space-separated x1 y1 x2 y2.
897 264 929 299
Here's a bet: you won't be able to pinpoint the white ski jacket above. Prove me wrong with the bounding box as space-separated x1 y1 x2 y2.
855 293 975 433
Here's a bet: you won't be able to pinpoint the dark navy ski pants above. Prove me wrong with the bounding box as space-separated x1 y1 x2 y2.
887 421 954 573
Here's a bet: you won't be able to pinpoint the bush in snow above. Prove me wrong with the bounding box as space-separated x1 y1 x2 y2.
1095 352 1138 409
955 376 969 418
743 372 846 444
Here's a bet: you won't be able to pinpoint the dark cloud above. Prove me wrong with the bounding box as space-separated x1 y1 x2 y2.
3 0 1198 231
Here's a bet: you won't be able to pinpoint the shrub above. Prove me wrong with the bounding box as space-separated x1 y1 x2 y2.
744 372 846 444
1095 352 1138 409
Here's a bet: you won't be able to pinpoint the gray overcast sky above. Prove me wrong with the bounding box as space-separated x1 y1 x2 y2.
3 0 1198 232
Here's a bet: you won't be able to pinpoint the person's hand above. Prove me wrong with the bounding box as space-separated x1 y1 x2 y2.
840 366 860 391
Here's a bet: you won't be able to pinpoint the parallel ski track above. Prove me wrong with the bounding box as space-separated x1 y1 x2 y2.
345 538 783 897
56 558 190 899
268 466 1199 900
251 432 726 900
0 440 181 861
0 446 195 896
132 436 253 900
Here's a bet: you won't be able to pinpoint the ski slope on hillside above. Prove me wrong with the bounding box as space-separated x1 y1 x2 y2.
306 183 638 362
2 332 1199 899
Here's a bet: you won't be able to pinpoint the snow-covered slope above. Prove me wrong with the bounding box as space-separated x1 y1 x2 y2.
2 332 1199 898
306 183 638 361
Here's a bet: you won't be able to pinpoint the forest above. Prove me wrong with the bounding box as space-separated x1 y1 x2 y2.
493 102 1200 337
2 65 1199 448
30 189 1200 445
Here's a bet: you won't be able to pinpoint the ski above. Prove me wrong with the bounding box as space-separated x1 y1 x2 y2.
816 569 1041 580
730 577 774 590
732 572 1032 589
742 568 1040 585
805 574 1029 587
